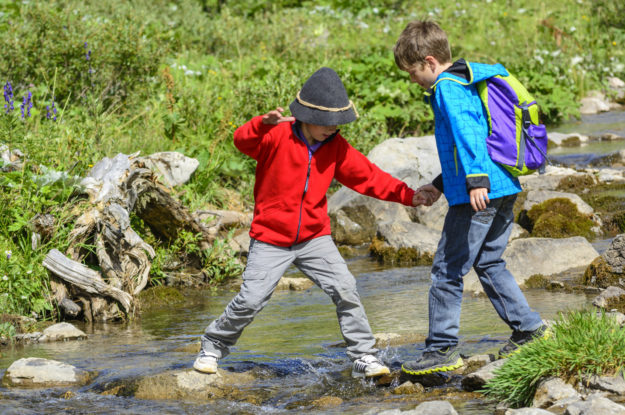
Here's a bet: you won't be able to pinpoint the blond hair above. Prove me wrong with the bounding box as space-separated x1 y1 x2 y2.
393 20 452 71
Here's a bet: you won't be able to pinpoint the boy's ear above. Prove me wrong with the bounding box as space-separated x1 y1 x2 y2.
424 55 439 71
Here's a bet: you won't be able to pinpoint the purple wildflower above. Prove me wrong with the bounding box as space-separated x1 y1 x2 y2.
3 82 14 114
20 91 32 118
46 98 57 121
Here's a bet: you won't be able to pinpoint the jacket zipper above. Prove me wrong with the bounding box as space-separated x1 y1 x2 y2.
294 148 312 244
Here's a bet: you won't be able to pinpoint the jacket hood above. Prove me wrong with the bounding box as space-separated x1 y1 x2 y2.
425 61 509 96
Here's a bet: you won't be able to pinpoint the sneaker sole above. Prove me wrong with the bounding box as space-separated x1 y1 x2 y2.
351 366 391 378
193 363 218 374
401 357 463 376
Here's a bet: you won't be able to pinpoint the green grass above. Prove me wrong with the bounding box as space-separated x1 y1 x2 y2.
1 0 624 321
483 309 625 408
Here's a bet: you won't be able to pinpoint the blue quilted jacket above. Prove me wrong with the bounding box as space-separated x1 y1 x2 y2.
425 61 522 206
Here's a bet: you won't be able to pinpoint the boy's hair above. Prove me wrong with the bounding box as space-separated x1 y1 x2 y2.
393 20 452 71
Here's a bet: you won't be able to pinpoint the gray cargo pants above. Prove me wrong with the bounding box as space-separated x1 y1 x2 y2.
200 235 378 360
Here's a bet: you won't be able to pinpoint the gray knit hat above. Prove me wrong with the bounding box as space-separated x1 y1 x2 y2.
289 67 358 126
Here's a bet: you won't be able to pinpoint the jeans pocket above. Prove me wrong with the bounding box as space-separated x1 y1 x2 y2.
242 269 268 280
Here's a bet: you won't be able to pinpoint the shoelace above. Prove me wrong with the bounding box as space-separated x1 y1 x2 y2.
354 356 380 371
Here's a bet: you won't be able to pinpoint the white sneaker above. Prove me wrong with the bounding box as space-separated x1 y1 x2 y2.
193 351 219 374
352 354 390 378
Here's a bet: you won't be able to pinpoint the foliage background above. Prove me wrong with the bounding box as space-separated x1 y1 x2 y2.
0 0 624 319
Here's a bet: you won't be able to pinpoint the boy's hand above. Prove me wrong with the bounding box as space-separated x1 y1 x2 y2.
262 107 296 125
415 183 441 207
469 187 489 211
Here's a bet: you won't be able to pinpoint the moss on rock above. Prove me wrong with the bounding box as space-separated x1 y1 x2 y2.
582 256 623 288
523 274 550 289
369 238 433 266
526 198 595 239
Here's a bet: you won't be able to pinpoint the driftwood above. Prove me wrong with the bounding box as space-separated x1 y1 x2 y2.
43 249 133 313
45 152 209 321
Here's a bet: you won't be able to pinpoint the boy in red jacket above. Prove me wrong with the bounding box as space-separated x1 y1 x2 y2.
194 67 424 378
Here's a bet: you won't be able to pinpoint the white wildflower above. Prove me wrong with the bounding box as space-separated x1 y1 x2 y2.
571 56 583 66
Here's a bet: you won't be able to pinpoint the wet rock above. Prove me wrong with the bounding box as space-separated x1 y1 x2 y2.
311 396 343 408
532 377 580 408
392 380 425 395
412 400 458 415
332 208 376 245
276 277 314 291
139 151 199 188
2 357 95 388
462 358 506 392
39 322 87 342
605 235 625 273
565 392 625 414
133 369 264 403
462 354 495 375
232 229 251 255
465 237 599 295
370 222 439 265
592 286 625 311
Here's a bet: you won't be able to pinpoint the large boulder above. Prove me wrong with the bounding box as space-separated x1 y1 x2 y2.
329 136 440 245
464 237 600 294
2 357 95 388
519 165 592 192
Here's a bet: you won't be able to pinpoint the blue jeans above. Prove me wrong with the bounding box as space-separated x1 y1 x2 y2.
425 194 543 351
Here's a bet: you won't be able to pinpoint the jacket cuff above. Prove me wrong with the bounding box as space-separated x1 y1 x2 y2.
432 174 444 193
466 174 490 193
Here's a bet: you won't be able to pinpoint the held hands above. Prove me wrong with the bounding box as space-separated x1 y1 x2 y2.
262 107 296 125
412 183 441 207
469 187 489 211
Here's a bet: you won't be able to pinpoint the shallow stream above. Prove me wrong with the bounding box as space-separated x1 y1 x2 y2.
1 110 624 414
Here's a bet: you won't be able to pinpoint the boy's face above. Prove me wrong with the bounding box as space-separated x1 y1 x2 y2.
406 62 438 89
302 123 338 144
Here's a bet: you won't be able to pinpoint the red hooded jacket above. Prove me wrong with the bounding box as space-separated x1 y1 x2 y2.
234 116 415 247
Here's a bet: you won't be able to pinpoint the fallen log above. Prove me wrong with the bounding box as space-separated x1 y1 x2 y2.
43 249 133 313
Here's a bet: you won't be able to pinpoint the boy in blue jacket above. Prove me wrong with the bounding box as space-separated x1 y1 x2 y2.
393 20 547 375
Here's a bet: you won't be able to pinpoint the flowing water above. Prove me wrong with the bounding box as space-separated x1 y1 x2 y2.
1 111 624 414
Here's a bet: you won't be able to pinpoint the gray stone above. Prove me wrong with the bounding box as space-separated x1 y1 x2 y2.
462 359 506 392
604 234 625 273
565 393 625 414
465 237 600 295
519 166 591 192
2 357 94 388
547 132 590 147
39 322 87 342
583 374 625 395
593 286 625 310
376 220 441 256
533 377 580 409
411 401 458 415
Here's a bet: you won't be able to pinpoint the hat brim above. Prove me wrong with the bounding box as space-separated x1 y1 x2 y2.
289 100 357 126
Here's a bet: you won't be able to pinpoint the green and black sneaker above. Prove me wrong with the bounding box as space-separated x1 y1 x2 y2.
401 346 463 376
498 324 550 359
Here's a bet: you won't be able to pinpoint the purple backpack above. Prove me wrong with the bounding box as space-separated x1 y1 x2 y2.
477 74 549 176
